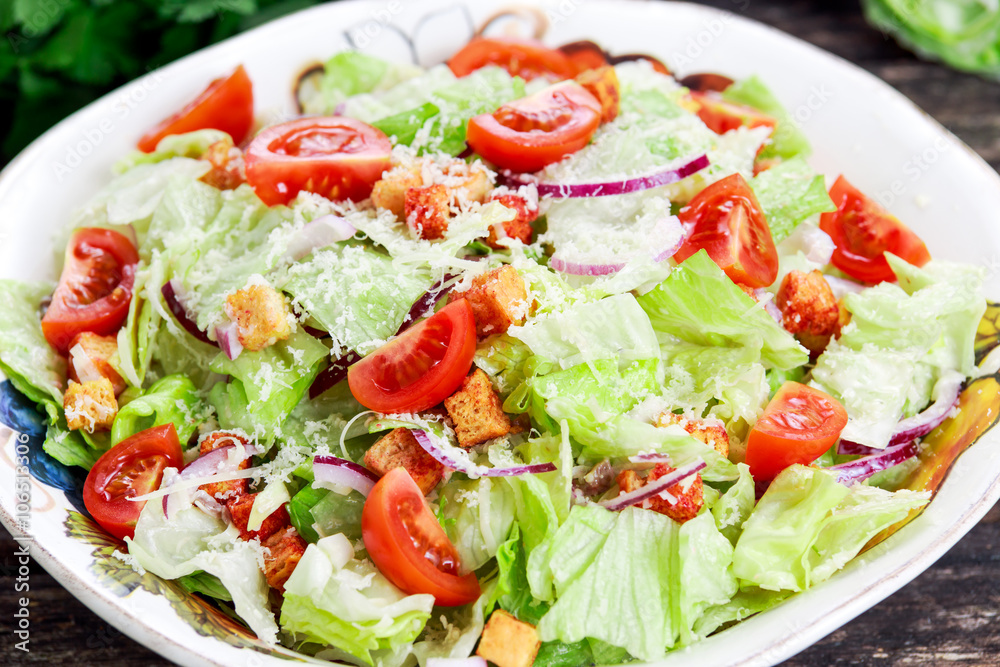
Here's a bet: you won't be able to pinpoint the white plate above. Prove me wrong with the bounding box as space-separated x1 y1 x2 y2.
1 1 999 666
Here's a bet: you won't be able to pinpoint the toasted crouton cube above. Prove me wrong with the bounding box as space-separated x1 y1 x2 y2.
262 526 307 592
440 161 491 204
226 493 289 542
200 138 246 191
224 282 292 352
64 379 117 433
372 165 423 219
476 610 540 667
487 194 536 248
617 463 704 524
199 431 251 501
451 265 528 338
68 332 127 396
405 184 451 240
444 369 510 449
655 412 730 457
575 65 620 123
364 428 444 494
776 270 840 356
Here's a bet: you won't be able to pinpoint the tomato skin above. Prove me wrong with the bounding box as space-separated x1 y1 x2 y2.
819 175 931 284
673 173 779 288
745 382 848 481
138 66 254 153
245 117 391 206
449 37 578 81
689 92 777 135
42 227 139 354
349 300 477 413
467 81 602 173
83 424 183 541
362 468 481 606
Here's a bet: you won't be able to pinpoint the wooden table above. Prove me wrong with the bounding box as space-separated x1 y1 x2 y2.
2 0 999 664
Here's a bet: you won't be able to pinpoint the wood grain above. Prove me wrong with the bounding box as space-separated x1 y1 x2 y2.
2 0 999 665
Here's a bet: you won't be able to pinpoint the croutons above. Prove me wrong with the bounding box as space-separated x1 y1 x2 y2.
371 165 422 218
67 332 126 396
262 526 307 593
487 194 537 248
225 493 289 542
405 184 451 240
444 369 511 448
476 610 541 667
617 463 704 524
64 378 117 433
575 65 620 123
655 412 730 458
199 431 251 501
224 281 292 352
451 265 528 337
776 270 841 356
200 138 246 191
364 428 444 494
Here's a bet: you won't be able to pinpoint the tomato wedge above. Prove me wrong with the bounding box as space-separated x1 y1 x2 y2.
745 382 848 481
83 424 183 541
819 175 931 284
673 173 778 288
362 468 481 606
42 227 139 354
245 117 391 207
448 37 578 81
467 81 602 173
138 65 254 153
689 92 777 135
348 299 476 413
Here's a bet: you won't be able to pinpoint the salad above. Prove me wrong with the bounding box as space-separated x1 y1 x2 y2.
0 32 990 667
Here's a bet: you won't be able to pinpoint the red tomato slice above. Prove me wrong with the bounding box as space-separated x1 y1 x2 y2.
673 173 779 288
448 37 578 81
689 92 777 135
83 424 183 541
138 65 254 153
745 382 848 481
245 117 391 207
42 227 139 354
362 468 481 606
467 81 602 173
348 299 476 413
819 175 931 284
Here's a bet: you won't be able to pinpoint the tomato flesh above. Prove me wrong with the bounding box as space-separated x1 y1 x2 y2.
138 65 254 153
449 37 578 81
245 117 391 206
820 175 931 284
673 173 778 288
42 227 139 354
348 299 477 413
83 424 183 541
467 81 602 173
745 382 848 481
689 92 777 136
362 468 480 606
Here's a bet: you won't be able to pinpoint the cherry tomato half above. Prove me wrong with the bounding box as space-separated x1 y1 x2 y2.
42 227 139 354
467 81 602 173
362 468 481 606
673 173 778 288
138 66 254 153
245 117 391 207
348 299 477 413
819 175 931 284
83 424 183 541
689 92 777 136
745 382 848 481
448 37 578 81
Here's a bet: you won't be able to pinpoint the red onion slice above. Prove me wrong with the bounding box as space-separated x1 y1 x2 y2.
549 216 684 276
599 459 706 511
283 214 357 262
397 274 457 334
162 442 260 518
827 441 920 486
215 321 244 361
308 351 362 399
836 440 880 457
411 429 556 478
503 154 710 198
628 453 672 464
753 289 784 325
313 455 379 497
162 281 216 346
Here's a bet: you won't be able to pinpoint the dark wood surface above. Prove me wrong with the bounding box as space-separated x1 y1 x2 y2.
2 0 999 665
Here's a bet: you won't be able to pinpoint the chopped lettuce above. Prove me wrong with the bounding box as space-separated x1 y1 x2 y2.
114 129 230 172
722 76 811 160
0 280 65 412
440 477 516 572
489 523 551 625
711 463 756 545
750 157 835 243
301 51 423 116
110 374 204 445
